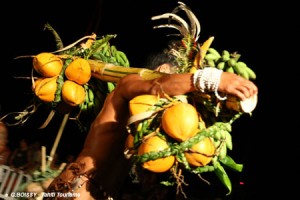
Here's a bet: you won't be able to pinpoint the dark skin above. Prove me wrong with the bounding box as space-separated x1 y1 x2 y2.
46 70 258 199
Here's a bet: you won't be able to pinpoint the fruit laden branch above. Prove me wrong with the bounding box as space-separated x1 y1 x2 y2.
1 1 258 198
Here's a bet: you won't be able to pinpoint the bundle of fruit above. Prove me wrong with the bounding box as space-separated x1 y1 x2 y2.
125 93 240 196
7 1 257 197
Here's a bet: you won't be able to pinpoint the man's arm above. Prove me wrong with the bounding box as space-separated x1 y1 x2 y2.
76 70 259 169
117 72 257 101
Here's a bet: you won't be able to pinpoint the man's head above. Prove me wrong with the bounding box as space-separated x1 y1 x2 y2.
144 51 178 73
144 39 182 74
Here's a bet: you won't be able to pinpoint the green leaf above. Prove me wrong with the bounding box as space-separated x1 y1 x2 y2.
219 155 243 172
214 162 232 195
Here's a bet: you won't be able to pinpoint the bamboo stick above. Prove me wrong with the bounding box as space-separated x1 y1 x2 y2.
88 59 165 82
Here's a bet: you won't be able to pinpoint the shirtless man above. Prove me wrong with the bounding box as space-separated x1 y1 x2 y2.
45 52 258 199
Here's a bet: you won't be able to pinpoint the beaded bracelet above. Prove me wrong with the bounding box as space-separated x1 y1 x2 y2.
193 68 227 100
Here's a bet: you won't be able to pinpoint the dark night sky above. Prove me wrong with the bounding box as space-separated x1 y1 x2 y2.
0 0 290 199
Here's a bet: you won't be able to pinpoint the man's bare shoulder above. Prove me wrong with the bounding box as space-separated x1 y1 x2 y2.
118 74 145 86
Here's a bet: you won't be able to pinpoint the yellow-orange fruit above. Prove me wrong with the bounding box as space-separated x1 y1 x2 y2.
34 76 58 102
33 52 63 77
65 58 91 85
138 135 175 173
129 94 159 116
161 102 199 142
61 80 86 106
184 137 215 167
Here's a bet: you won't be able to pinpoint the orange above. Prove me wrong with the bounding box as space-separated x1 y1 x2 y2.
184 137 215 167
61 80 86 106
129 94 159 116
33 52 63 77
65 58 91 85
34 76 58 102
161 102 199 142
138 135 175 173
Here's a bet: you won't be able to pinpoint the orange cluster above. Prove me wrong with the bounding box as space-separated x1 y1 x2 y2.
126 94 215 173
32 52 91 106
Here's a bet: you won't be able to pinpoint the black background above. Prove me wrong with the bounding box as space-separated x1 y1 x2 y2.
0 0 291 199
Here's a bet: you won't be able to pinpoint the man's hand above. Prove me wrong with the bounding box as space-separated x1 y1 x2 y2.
219 72 258 101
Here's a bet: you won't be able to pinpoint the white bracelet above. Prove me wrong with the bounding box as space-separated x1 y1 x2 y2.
214 77 227 101
192 68 227 100
192 69 202 90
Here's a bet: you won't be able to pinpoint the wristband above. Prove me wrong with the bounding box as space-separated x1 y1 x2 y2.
193 68 227 100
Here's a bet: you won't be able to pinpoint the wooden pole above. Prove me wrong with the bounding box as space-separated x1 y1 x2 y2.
47 113 70 167
41 146 46 172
